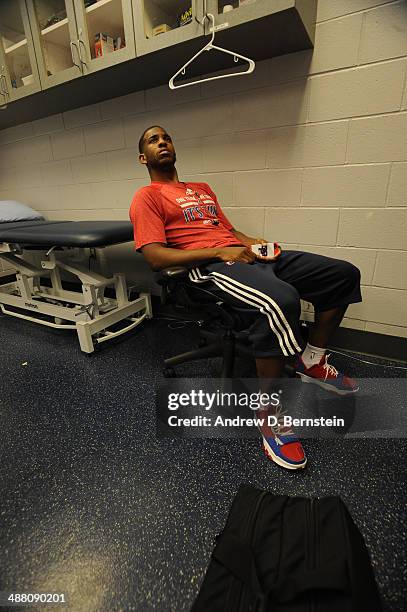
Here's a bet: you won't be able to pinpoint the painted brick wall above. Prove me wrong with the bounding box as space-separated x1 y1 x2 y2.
1 0 406 337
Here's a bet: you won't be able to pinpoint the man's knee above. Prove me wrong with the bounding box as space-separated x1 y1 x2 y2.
337 260 361 287
268 283 301 314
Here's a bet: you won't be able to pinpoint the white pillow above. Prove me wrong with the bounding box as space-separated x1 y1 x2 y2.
0 201 44 222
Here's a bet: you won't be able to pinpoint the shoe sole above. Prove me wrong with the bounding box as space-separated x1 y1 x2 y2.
262 438 307 471
296 372 359 396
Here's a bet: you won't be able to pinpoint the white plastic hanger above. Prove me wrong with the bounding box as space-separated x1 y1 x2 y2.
169 11 255 90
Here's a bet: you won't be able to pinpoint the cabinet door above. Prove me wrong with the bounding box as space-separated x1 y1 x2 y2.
26 0 83 89
0 44 8 108
0 0 41 103
73 0 136 75
134 0 204 56
208 0 313 32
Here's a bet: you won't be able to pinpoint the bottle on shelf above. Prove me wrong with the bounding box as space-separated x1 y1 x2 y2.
218 0 239 13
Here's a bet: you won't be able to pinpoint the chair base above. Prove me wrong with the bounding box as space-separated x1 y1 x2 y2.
164 328 254 378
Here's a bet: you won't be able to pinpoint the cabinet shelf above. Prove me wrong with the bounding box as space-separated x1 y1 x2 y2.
86 0 124 34
143 0 194 39
4 38 28 54
86 0 114 12
40 17 69 46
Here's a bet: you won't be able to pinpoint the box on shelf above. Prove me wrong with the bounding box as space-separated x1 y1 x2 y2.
178 7 193 27
152 24 172 36
22 74 34 86
95 33 114 57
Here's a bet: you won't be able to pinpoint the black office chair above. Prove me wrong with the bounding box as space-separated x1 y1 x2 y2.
155 265 256 378
154 264 311 379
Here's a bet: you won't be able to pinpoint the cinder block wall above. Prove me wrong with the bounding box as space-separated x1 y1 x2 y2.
1 0 406 337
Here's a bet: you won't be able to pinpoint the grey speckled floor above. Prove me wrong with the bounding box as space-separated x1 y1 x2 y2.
0 314 406 612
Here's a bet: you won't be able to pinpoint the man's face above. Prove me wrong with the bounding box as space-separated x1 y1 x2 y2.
139 127 176 169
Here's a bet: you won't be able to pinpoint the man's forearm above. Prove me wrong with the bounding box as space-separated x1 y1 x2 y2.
147 246 220 271
231 229 256 246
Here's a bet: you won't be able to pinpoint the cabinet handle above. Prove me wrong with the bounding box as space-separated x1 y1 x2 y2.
70 41 81 71
0 74 9 98
0 75 7 108
78 38 87 67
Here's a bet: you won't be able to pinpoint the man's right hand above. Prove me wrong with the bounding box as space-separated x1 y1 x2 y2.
215 246 256 264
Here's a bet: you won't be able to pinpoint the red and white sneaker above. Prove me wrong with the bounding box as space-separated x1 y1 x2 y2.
257 406 307 470
296 354 358 395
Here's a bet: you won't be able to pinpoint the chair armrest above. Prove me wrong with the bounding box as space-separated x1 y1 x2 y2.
154 259 218 285
154 267 190 285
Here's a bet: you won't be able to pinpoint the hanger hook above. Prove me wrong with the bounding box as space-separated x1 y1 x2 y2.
234 55 238 62
200 11 216 44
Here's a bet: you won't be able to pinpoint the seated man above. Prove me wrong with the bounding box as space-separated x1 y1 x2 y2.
130 125 362 471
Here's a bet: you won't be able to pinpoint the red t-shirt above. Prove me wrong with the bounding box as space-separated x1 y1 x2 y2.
129 181 243 251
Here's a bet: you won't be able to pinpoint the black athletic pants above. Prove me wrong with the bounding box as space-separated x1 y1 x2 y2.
189 251 362 358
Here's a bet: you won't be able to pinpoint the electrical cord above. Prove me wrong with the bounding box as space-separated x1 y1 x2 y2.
168 321 201 330
153 316 203 330
328 349 407 371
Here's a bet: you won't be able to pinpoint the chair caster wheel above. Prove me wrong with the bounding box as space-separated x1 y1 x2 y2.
163 367 176 378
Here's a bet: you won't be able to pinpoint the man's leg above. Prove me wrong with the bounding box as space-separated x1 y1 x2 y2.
255 355 285 379
255 306 347 378
189 261 307 469
308 305 347 348
272 251 361 394
254 355 306 469
256 306 347 379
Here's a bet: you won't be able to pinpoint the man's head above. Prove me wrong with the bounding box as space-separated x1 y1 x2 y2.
138 126 176 172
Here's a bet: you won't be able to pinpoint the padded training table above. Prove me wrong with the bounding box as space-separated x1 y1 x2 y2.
0 220 135 247
0 220 152 353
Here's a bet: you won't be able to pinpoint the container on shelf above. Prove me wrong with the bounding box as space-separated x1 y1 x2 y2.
21 74 34 86
152 24 172 36
218 0 239 12
40 9 67 31
94 32 114 57
178 7 193 27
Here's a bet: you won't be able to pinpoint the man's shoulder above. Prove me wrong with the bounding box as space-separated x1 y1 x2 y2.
135 183 161 196
133 184 162 204
130 185 163 221
186 181 210 189
186 181 215 196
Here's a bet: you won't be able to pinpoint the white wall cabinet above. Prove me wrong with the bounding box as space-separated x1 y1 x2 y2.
26 0 136 90
0 0 41 106
74 0 136 75
133 0 204 56
209 0 315 41
0 0 316 129
27 0 83 89
212 0 300 26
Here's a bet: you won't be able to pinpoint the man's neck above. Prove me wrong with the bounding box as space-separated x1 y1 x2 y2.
149 167 179 183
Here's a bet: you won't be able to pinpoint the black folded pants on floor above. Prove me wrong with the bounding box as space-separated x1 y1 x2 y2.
192 485 382 612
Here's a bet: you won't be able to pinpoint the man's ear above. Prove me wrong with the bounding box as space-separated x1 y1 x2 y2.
139 153 147 165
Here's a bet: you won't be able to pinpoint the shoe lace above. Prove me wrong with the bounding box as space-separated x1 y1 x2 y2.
322 354 338 380
271 404 294 443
